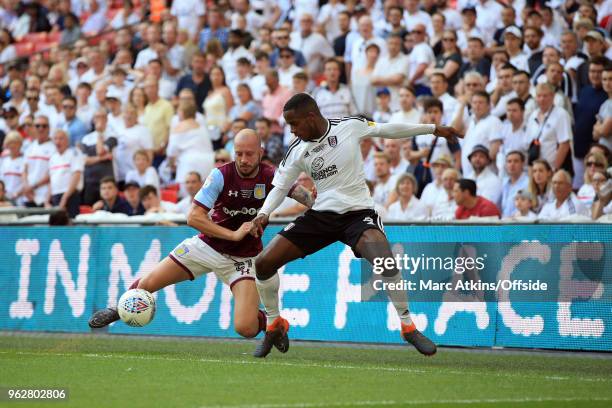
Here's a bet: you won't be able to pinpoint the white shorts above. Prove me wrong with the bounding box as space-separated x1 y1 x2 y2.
168 236 256 289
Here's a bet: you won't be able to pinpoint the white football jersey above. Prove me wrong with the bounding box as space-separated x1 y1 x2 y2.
273 117 381 214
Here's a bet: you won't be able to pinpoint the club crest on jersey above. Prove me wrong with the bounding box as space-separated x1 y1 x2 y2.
328 135 337 148
254 184 266 199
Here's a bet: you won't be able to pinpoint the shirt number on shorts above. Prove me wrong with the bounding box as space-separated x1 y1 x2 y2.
234 260 253 275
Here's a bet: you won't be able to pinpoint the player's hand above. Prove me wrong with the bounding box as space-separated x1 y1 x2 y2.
250 213 269 238
232 222 253 241
433 125 462 144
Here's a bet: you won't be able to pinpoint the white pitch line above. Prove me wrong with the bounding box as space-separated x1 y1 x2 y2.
4 350 612 384
200 397 612 408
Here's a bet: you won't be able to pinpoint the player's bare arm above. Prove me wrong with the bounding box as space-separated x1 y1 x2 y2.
289 184 316 208
187 204 252 242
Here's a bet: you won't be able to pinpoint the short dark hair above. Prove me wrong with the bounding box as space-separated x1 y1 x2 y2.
506 97 525 110
283 92 320 114
472 90 490 103
49 209 70 226
501 63 517 72
186 171 202 181
139 185 158 201
422 97 443 113
513 70 530 79
256 117 271 127
324 57 343 71
236 57 252 66
63 96 77 105
100 176 117 187
278 47 294 56
457 179 477 196
506 150 525 162
430 72 448 83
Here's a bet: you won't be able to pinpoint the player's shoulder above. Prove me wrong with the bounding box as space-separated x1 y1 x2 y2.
259 162 277 179
330 116 370 133
216 162 235 178
280 136 305 166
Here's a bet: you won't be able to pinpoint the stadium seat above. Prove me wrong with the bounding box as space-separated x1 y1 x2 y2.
79 205 94 214
166 184 180 191
34 42 58 53
48 31 61 43
161 189 178 203
21 32 47 43
15 42 34 57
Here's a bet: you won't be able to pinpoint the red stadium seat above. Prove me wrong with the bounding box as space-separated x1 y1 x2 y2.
15 42 34 57
21 32 48 44
166 184 180 191
34 42 57 52
48 31 61 43
161 189 178 203
79 205 94 214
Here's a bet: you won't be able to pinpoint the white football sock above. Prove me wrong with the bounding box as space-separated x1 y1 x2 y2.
256 273 280 326
382 272 413 326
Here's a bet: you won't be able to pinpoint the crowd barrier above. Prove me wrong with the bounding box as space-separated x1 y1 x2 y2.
1 224 610 351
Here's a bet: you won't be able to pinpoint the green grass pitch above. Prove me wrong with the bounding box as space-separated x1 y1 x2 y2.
1 333 611 408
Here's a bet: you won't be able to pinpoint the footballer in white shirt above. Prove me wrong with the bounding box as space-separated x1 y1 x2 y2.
250 93 461 358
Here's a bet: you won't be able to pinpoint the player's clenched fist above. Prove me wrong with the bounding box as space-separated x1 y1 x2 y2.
250 214 269 238
232 222 254 242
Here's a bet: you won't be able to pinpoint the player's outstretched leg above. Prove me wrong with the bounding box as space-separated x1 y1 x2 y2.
231 279 266 338
253 235 304 358
356 229 437 356
88 257 191 328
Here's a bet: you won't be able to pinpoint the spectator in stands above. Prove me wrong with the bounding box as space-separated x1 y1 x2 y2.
203 65 233 133
4 78 26 113
262 69 292 132
81 0 105 35
507 189 537 221
371 33 409 111
0 29 16 65
254 117 283 166
389 85 420 124
110 0 140 30
46 129 83 218
429 30 462 93
314 58 356 119
383 138 409 177
576 151 609 209
501 151 529 217
372 88 392 123
60 96 89 147
167 100 213 188
491 64 517 119
0 179 12 206
502 26 529 73
175 52 211 114
270 28 306 68
92 176 131 214
134 24 163 71
125 149 159 191
407 23 435 95
23 115 55 207
594 66 612 150
198 7 229 51
497 98 529 178
525 83 572 172
116 103 153 186
457 7 481 52
459 37 491 81
60 13 80 45
455 91 502 178
140 184 177 214
527 159 554 214
221 29 252 85
75 82 95 126
454 178 501 220
143 76 174 167
80 109 117 205
538 170 589 219
351 43 379 114
0 131 24 204
292 13 334 76
420 155 451 215
468 144 502 206
372 152 398 208
573 57 609 188
590 170 611 220
229 83 261 130
385 173 428 221
511 70 537 120
429 72 458 125
576 31 607 92
175 171 202 216
332 11 351 59
123 181 145 216
430 167 459 220
524 26 544 73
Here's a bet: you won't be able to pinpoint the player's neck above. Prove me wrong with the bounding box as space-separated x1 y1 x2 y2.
235 162 260 179
311 117 329 141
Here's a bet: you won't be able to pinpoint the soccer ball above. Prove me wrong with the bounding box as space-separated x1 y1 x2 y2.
118 289 156 327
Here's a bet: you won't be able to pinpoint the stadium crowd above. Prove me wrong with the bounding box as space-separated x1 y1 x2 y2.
0 0 611 223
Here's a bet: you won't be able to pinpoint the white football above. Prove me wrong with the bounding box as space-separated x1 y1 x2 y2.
118 289 156 327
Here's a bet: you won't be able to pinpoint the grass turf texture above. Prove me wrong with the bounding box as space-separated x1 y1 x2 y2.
0 334 611 408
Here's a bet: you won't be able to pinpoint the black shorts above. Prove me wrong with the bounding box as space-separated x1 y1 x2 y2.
278 208 385 258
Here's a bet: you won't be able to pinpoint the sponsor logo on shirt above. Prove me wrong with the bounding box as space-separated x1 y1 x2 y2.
312 144 327 153
311 164 338 181
222 206 259 217
241 190 252 198
312 157 325 171
228 190 238 197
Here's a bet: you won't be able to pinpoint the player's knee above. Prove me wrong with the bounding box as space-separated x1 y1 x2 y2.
255 256 275 280
234 321 259 338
